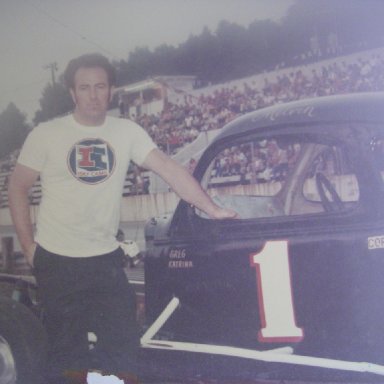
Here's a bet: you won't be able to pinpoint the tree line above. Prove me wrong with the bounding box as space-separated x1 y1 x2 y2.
1 0 383 159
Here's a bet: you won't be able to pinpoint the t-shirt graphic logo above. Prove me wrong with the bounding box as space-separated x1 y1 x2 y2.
68 138 115 184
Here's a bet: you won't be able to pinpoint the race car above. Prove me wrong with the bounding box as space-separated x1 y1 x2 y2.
142 92 384 382
2 92 384 383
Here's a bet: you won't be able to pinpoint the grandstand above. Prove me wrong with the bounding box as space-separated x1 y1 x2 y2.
133 46 384 158
1 46 384 209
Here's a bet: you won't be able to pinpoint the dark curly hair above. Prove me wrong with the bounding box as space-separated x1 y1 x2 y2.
64 53 116 89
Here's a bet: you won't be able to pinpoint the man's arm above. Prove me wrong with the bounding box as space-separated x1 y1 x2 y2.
8 163 40 266
142 149 237 219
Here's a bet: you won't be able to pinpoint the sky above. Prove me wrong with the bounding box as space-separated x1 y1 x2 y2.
0 0 294 122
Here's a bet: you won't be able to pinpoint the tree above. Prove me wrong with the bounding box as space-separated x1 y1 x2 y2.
33 81 73 126
248 19 283 71
281 0 384 58
0 103 30 158
151 44 178 75
118 46 154 85
215 21 251 80
176 27 221 81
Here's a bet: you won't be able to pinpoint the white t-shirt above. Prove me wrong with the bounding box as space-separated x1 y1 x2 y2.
17 114 157 257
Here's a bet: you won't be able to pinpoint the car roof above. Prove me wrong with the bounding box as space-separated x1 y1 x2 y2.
212 92 384 143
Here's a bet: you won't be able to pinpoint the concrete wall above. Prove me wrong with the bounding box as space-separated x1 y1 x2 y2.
0 192 179 227
120 192 179 222
0 192 180 253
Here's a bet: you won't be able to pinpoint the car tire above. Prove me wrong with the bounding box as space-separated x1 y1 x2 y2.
0 296 48 384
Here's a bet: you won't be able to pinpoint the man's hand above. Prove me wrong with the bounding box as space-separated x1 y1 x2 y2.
208 205 239 220
25 242 37 267
143 149 240 220
8 163 40 268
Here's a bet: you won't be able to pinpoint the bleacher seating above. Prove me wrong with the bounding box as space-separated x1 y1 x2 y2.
1 47 384 207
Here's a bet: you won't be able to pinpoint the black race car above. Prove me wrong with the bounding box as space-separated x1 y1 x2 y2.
2 92 384 383
142 92 384 382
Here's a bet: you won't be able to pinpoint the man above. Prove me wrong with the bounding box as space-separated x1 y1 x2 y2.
8 53 236 382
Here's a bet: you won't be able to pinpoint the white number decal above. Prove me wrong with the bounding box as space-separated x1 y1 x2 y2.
250 240 304 342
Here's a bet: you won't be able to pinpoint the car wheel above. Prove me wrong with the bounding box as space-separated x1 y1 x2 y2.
0 297 47 384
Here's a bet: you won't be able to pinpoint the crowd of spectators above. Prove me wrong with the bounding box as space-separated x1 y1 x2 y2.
132 51 384 158
1 50 384 204
0 151 19 208
121 50 384 193
210 140 301 186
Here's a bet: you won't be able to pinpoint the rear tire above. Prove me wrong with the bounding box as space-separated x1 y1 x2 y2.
0 297 47 384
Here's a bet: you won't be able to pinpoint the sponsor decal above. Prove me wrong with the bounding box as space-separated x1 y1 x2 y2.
368 235 384 250
168 248 193 269
168 260 194 268
68 138 115 184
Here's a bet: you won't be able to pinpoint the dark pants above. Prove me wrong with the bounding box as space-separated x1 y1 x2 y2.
33 246 140 382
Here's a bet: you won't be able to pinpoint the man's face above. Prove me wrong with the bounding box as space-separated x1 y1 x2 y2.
70 66 114 126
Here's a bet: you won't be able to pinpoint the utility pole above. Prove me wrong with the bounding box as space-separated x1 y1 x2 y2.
44 62 58 85
43 62 59 115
